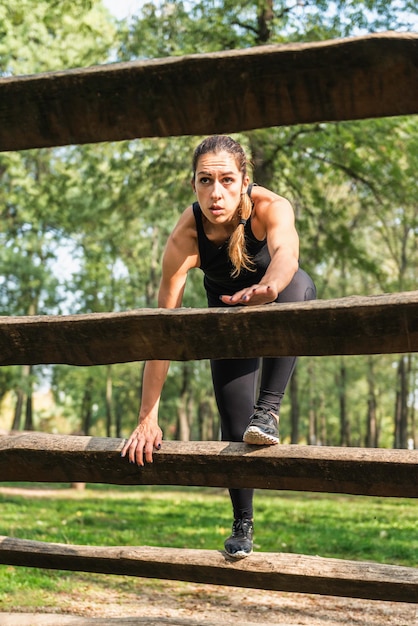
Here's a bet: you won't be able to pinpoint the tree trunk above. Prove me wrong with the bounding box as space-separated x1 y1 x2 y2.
198 399 218 442
307 360 317 445
338 358 350 446
177 364 191 442
105 364 113 438
23 385 33 431
12 389 24 431
70 482 86 491
115 403 123 439
12 364 33 431
23 365 34 430
365 356 378 448
145 226 161 307
410 357 417 449
319 392 327 446
81 377 94 436
256 0 274 44
394 356 409 449
290 369 299 444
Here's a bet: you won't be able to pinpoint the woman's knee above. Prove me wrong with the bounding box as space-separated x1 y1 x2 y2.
278 268 316 303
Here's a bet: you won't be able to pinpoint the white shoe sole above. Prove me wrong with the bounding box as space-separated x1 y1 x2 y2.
224 548 253 560
243 426 280 445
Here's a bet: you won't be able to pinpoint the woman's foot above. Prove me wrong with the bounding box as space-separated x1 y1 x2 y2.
224 518 254 559
243 407 280 445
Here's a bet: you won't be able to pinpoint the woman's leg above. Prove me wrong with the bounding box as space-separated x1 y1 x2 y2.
243 269 316 445
210 356 259 520
257 268 316 413
211 356 258 557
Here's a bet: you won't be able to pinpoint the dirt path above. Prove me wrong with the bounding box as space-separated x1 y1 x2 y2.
1 578 417 625
0 580 418 626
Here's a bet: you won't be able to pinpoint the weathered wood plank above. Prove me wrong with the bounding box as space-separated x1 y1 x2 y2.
0 33 417 152
0 536 417 603
1 433 417 497
0 292 416 366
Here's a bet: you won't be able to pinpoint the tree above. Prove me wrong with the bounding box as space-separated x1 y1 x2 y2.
0 1 115 75
0 0 116 431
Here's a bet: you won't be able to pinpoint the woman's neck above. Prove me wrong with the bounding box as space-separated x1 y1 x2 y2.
202 213 240 246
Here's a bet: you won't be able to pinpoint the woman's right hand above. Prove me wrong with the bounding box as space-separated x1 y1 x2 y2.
121 418 163 466
119 206 197 468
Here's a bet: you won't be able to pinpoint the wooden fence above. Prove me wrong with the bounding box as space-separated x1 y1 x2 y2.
0 31 417 611
1 32 417 151
1 434 418 603
0 294 417 604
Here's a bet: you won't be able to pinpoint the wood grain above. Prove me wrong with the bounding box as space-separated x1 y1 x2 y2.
0 536 417 603
1 433 417 497
0 292 416 366
1 33 417 151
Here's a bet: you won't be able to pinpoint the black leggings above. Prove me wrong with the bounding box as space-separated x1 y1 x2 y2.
210 268 316 520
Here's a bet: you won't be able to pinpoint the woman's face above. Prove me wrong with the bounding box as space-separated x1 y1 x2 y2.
192 150 249 225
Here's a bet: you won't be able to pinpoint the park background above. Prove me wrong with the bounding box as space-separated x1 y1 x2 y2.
1 2 417 623
0 0 417 451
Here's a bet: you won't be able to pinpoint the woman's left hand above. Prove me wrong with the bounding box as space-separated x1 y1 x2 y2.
220 283 278 306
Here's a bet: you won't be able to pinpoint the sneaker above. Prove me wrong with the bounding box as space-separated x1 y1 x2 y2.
224 518 253 559
243 407 280 445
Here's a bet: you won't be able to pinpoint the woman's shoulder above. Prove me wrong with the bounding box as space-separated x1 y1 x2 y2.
168 205 198 248
172 204 197 229
250 185 294 217
250 184 287 204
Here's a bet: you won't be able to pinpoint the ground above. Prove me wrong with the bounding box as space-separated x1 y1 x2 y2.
1 576 418 625
0 487 417 625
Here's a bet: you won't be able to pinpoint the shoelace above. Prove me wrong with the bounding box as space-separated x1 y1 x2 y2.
233 519 252 537
253 408 278 424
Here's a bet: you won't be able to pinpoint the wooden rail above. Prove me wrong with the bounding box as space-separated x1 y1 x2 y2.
1 434 417 498
0 32 417 151
1 536 417 603
0 292 417 366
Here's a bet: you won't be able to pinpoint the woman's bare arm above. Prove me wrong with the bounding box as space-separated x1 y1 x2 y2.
220 187 299 306
121 207 199 465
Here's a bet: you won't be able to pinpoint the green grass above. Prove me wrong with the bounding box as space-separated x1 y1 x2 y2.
0 484 417 611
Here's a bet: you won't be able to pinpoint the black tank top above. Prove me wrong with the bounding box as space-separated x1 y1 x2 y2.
192 189 271 306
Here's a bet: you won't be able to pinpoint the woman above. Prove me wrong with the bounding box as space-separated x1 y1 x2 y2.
121 135 316 559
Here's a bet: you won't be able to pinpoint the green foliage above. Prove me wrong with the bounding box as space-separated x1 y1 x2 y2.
117 0 417 61
0 0 115 74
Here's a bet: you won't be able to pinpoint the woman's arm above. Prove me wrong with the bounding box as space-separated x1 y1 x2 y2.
121 207 199 465
220 186 299 306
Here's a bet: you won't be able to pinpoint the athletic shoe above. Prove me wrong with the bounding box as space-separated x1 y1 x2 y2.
224 518 254 559
243 407 280 445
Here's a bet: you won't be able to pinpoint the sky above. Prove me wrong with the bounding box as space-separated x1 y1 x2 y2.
103 0 143 20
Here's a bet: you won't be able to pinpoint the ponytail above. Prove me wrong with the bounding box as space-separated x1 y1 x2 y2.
228 190 255 278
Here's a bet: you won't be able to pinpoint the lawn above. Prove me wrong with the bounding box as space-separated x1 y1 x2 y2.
0 484 416 612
